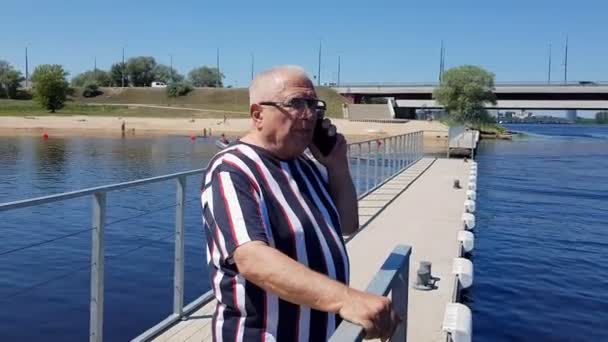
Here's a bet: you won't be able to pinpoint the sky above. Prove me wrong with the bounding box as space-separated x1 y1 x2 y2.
1 0 607 116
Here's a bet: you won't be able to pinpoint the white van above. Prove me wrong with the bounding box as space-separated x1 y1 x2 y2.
151 81 167 88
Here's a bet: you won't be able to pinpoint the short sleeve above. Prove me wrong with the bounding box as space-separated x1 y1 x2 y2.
209 167 268 260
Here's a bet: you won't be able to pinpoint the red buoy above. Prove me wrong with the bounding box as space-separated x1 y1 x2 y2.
43 133 49 139
190 135 196 141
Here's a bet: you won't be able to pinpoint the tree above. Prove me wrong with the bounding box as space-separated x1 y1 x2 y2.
596 111 608 124
433 65 497 124
126 56 157 86
188 66 224 87
31 64 70 112
0 60 24 99
110 62 127 87
71 69 111 87
153 64 184 83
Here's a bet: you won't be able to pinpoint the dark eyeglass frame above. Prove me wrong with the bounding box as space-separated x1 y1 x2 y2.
259 98 327 112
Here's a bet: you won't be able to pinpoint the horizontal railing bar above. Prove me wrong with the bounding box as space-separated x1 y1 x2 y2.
131 290 214 342
348 131 423 147
0 169 205 212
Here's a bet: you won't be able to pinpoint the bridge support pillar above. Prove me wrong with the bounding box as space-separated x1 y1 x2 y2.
343 94 362 104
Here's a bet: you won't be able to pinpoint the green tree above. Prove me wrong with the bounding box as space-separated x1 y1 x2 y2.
153 64 184 83
596 111 608 124
71 69 111 87
188 66 224 87
31 64 70 112
110 62 127 86
433 65 497 124
0 60 24 99
126 56 157 86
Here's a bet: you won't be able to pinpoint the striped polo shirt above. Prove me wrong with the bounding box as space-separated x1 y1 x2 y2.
201 141 350 342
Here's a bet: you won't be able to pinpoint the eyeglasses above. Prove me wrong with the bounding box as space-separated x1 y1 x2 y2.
260 98 327 113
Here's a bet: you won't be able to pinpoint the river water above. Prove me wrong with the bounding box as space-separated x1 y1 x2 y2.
1 125 606 341
473 124 608 341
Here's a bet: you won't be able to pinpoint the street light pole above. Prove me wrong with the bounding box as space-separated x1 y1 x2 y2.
122 47 125 88
25 46 29 88
563 36 569 84
317 39 322 86
170 54 173 81
337 55 341 87
216 48 220 88
251 53 255 81
548 43 552 84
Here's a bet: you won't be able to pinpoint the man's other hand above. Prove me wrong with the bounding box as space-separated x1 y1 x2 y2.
338 288 402 340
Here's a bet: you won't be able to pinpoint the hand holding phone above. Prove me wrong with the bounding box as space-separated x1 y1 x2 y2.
313 111 337 156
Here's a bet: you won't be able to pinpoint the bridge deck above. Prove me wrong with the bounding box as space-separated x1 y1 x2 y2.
145 158 470 342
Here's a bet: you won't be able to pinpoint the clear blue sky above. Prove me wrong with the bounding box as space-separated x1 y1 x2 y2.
2 0 607 85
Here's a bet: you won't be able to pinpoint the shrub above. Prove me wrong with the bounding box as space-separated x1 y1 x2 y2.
167 81 193 97
82 83 102 98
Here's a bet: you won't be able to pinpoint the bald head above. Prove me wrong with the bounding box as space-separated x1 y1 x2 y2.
249 65 315 105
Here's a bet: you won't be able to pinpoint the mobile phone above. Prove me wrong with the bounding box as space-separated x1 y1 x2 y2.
313 110 337 156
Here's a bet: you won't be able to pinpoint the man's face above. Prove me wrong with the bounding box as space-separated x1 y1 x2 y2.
259 76 318 158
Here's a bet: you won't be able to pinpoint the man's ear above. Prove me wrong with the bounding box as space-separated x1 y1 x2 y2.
250 104 263 127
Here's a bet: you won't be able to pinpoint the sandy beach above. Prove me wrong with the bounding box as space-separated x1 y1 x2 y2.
0 116 448 152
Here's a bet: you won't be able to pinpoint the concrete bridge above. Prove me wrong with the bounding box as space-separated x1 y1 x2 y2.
334 82 608 113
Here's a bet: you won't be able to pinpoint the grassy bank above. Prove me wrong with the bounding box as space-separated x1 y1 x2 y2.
439 116 509 138
0 86 348 118
74 86 347 117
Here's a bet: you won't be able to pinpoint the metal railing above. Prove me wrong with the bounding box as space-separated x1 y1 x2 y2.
349 131 424 200
330 245 412 342
0 131 425 342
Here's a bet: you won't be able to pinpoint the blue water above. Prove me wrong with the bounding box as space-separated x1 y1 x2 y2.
473 124 608 341
0 134 397 341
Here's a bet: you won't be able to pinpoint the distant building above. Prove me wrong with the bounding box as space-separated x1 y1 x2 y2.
566 110 577 122
514 110 532 119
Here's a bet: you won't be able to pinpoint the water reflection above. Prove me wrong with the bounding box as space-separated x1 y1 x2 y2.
34 139 67 182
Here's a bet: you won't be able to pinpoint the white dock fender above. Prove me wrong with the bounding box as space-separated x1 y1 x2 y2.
461 213 476 230
464 199 476 213
458 230 475 253
442 303 472 342
466 189 476 201
453 257 474 289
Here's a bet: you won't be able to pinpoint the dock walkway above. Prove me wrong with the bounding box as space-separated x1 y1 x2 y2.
146 157 471 342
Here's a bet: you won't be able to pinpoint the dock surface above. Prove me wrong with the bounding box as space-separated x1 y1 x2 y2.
146 157 470 342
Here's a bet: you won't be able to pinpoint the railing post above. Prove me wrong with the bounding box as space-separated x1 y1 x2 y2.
356 144 361 195
366 141 371 193
392 250 411 342
406 134 411 166
90 192 106 342
421 131 425 159
414 132 418 160
390 137 393 176
174 176 186 316
375 140 379 187
384 137 389 180
391 137 399 174
399 135 404 170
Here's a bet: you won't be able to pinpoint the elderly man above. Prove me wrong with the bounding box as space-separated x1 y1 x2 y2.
201 65 399 341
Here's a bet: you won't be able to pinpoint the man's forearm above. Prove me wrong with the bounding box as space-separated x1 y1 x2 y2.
234 241 349 313
328 167 359 235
